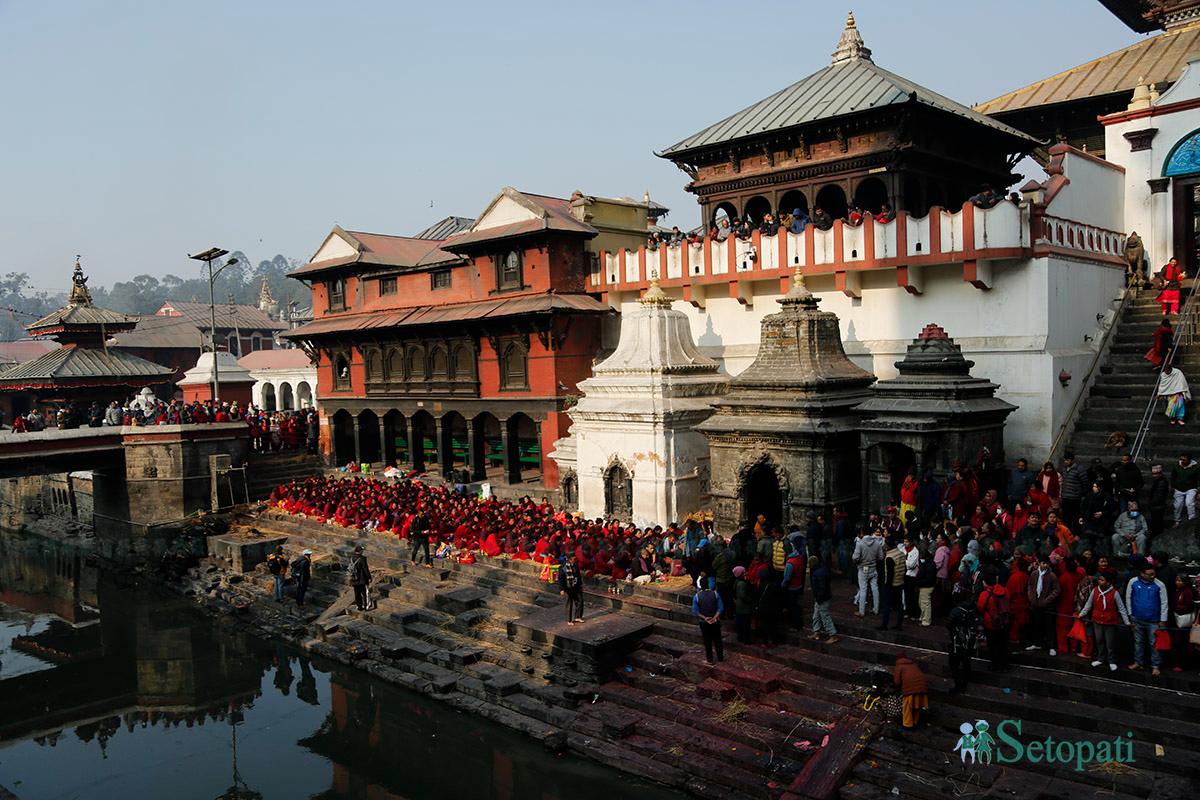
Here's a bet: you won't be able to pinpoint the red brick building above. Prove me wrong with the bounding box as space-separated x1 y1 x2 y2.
284 188 649 490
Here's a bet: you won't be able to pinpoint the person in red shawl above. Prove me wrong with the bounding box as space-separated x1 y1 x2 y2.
1157 258 1186 315
1005 557 1031 645
1146 317 1174 369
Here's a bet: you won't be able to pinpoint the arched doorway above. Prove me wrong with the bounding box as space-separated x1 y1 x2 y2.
331 409 354 466
383 410 405 467
561 472 577 509
357 409 381 465
262 383 277 412
711 202 737 227
280 382 294 410
743 462 783 529
867 443 916 516
296 381 313 408
853 177 889 216
604 463 632 519
815 184 848 221
439 411 469 476
410 410 435 472
779 190 809 219
743 195 771 225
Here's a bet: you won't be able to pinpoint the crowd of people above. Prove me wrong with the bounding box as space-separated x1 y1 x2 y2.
4 396 318 453
269 441 1200 685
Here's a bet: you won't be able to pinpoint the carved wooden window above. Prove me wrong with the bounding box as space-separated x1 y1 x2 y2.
328 278 346 311
379 276 397 296
453 345 473 380
334 354 351 390
500 341 528 390
405 346 425 380
430 269 452 290
497 250 522 291
366 350 383 381
430 346 448 378
387 348 404 380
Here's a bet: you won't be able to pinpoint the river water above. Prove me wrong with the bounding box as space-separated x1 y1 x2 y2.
0 532 682 800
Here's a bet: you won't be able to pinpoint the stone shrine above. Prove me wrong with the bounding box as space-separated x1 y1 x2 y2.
854 323 1016 513
551 274 727 523
697 268 875 531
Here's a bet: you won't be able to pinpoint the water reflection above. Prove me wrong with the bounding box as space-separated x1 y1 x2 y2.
0 532 680 800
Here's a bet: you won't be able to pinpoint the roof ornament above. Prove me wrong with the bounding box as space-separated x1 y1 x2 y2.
69 255 93 306
831 10 872 65
781 264 818 309
638 269 673 308
1128 75 1153 111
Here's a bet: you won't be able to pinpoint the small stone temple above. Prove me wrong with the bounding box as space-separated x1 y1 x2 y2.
855 323 1016 513
551 275 728 523
698 268 875 531
0 259 173 414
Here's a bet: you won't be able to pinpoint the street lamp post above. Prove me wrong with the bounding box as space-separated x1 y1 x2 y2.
188 247 238 405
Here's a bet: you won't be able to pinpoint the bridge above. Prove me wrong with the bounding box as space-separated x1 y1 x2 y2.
0 423 250 539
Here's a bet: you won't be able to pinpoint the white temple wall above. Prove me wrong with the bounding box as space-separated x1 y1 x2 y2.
604 254 1124 462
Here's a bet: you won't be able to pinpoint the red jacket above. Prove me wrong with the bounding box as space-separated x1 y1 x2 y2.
977 584 1011 631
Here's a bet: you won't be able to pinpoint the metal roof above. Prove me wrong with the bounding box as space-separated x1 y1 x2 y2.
442 189 596 251
976 23 1200 115
0 346 174 383
289 229 463 280
157 300 286 332
26 303 139 335
109 315 206 349
282 293 611 339
413 216 475 240
659 44 1037 158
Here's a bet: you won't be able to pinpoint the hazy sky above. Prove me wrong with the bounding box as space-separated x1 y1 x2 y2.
0 0 1144 288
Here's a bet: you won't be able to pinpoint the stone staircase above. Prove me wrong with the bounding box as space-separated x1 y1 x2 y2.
1069 290 1200 465
192 511 1197 800
244 452 323 500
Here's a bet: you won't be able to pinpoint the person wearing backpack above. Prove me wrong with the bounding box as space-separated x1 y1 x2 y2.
291 549 313 607
1078 571 1130 672
266 545 288 603
946 596 981 692
976 572 1011 669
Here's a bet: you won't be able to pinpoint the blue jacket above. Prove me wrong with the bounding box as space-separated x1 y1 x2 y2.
1125 576 1168 623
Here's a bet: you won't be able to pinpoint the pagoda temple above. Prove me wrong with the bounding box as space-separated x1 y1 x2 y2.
697 268 875 531
854 323 1016 514
658 12 1037 225
0 259 173 420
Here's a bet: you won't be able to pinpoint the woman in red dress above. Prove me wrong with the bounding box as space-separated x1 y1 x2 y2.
1157 257 1186 315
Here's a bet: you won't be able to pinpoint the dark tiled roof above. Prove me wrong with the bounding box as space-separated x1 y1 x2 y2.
660 54 1037 158
157 300 286 332
283 293 611 339
976 24 1200 114
413 216 475 240
0 346 174 383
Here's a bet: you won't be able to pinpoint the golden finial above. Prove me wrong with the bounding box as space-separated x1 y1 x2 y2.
639 269 672 307
846 10 856 28
781 264 817 308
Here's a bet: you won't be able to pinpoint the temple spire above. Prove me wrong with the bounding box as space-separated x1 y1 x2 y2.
69 255 93 306
831 10 872 65
781 264 818 309
639 269 673 308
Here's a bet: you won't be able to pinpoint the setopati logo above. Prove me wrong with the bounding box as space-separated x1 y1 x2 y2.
953 719 1135 772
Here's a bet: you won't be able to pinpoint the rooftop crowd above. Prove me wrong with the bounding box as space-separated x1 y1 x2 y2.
5 398 318 454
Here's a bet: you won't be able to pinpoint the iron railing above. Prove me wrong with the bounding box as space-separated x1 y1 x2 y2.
1131 269 1200 461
